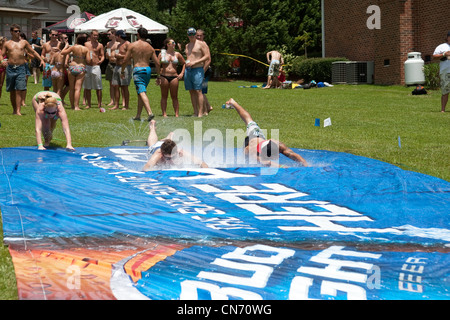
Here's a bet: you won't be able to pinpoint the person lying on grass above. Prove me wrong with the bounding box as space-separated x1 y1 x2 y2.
142 120 208 170
32 91 74 151
225 98 308 167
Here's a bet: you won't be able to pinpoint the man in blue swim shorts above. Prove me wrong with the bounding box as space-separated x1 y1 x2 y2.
122 27 160 121
1 23 44 115
184 27 210 117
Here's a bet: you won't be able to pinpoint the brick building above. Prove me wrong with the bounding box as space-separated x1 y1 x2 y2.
323 0 449 85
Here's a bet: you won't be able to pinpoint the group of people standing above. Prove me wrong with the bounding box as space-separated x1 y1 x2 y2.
101 26 212 120
0 24 214 151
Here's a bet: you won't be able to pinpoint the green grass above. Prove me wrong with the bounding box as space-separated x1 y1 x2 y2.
0 77 449 299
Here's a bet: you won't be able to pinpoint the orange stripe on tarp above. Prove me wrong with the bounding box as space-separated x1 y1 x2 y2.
8 241 187 300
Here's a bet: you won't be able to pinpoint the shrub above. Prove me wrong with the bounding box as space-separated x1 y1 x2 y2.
290 57 349 82
423 63 440 90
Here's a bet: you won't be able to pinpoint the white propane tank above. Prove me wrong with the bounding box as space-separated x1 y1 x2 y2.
404 52 425 85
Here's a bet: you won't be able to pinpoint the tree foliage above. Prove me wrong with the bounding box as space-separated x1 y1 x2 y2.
78 0 322 77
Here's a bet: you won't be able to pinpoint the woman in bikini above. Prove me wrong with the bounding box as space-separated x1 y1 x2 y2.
157 38 185 117
32 91 74 151
61 34 90 110
50 41 68 99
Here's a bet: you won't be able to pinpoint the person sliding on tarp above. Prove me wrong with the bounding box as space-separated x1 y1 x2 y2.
226 98 308 167
142 120 208 171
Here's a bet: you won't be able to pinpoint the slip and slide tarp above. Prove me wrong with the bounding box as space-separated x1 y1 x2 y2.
0 146 449 300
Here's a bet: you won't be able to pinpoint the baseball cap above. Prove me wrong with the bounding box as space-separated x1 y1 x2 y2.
116 30 127 39
187 27 196 36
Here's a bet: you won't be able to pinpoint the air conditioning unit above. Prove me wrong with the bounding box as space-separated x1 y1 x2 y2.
332 61 349 84
346 61 374 84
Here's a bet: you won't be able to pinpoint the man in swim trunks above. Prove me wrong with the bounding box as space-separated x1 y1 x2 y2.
110 30 131 110
185 27 210 117
226 98 308 167
433 31 450 112
41 29 60 90
105 29 118 107
263 50 284 89
143 120 208 171
1 24 44 115
122 27 159 121
84 30 104 109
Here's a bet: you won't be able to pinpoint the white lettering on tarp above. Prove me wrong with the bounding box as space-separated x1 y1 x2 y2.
169 168 255 180
194 183 401 234
180 280 263 300
180 245 382 300
290 246 382 300
109 148 148 162
181 245 294 299
192 216 253 230
399 257 427 293
199 259 274 288
289 277 367 300
297 246 381 283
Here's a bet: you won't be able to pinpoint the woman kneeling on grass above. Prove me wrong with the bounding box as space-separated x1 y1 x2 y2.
32 91 74 151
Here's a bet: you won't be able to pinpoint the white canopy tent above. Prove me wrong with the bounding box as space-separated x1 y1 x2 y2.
74 8 168 36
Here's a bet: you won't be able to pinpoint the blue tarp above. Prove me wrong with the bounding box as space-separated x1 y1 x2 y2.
0 147 449 299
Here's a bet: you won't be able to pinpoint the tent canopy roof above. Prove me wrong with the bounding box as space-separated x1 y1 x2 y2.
47 12 96 33
74 8 168 34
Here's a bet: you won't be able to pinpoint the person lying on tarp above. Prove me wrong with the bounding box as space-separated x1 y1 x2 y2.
225 98 308 167
142 120 208 171
32 91 75 151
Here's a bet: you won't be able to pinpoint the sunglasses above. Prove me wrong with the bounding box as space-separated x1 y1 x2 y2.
45 109 57 116
12 30 20 33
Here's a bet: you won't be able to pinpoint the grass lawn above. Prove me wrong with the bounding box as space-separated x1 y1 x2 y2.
0 77 449 299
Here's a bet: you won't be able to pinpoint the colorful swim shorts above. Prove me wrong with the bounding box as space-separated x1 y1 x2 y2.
133 66 151 94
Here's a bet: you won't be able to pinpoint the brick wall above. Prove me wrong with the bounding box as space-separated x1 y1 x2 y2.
324 0 449 85
414 1 449 62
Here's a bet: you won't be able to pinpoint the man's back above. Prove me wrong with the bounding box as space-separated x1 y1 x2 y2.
130 40 154 67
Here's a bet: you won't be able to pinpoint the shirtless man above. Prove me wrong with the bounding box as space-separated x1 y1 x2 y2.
105 29 118 107
185 27 210 117
84 30 104 109
122 27 160 121
1 24 44 115
143 120 208 171
110 30 131 110
41 29 60 90
195 29 213 115
226 98 308 167
263 50 284 89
